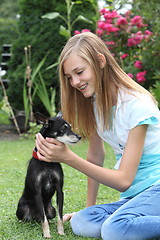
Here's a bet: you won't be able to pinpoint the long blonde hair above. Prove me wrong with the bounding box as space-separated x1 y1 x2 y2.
59 32 155 139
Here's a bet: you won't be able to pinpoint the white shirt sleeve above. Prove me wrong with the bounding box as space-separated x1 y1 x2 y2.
125 95 160 130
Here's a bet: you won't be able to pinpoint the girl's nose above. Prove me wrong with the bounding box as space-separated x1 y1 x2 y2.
70 77 80 88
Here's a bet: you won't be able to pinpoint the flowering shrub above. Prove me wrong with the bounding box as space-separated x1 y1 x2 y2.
74 9 156 87
96 9 154 84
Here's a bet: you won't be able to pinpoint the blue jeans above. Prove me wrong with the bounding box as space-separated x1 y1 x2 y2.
71 184 160 240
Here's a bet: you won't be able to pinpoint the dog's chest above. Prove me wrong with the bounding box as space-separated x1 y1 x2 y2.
45 170 61 188
37 167 62 183
35 168 62 196
27 158 63 195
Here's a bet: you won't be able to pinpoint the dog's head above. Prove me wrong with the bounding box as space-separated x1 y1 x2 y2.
35 113 81 145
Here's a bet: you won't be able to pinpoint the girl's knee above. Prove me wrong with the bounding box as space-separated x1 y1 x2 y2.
70 210 101 238
101 218 113 240
70 212 83 236
101 218 126 240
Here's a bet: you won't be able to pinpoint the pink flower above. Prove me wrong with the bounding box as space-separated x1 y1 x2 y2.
131 16 142 24
134 60 143 69
104 10 120 19
127 38 135 47
120 54 128 59
106 41 115 45
82 29 91 33
105 18 113 24
144 30 153 36
97 21 106 30
127 33 143 46
127 73 133 78
136 71 147 83
135 35 143 43
130 15 145 28
96 29 103 36
144 30 153 40
74 30 81 35
117 17 128 26
136 31 143 35
105 23 119 32
74 29 91 35
100 8 108 15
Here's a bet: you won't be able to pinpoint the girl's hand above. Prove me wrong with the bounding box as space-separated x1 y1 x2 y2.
63 212 77 222
35 133 69 163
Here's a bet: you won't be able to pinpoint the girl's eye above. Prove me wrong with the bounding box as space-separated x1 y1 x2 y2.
66 76 71 81
77 70 83 75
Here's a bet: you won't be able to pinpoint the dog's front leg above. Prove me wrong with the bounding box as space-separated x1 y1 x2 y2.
56 185 64 235
57 213 64 235
35 195 51 238
42 214 51 239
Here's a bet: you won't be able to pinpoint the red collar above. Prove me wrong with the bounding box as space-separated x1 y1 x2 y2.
32 148 39 160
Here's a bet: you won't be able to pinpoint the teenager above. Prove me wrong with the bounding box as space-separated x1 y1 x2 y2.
36 32 160 240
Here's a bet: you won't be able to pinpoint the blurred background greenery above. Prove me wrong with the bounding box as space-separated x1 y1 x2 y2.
0 0 159 131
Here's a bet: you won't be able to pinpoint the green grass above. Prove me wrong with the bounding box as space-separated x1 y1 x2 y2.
0 138 119 240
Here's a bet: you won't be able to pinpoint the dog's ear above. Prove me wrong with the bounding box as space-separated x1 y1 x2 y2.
56 111 63 118
35 112 49 126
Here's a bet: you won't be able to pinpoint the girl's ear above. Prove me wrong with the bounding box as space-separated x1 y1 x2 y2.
97 53 106 68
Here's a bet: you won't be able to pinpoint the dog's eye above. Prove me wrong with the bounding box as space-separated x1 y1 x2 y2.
61 124 69 132
44 123 50 128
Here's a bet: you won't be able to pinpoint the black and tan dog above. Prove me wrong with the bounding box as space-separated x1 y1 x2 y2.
16 113 81 238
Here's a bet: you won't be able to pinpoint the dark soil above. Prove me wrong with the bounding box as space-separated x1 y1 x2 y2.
0 124 20 140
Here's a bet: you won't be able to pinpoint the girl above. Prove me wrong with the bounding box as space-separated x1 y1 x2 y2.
36 32 160 240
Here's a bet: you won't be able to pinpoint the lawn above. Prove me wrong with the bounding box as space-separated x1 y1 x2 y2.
0 137 119 240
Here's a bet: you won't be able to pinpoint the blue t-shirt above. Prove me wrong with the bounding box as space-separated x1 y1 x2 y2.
94 88 160 199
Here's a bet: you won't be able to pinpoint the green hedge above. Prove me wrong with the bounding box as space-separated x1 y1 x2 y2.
6 0 98 115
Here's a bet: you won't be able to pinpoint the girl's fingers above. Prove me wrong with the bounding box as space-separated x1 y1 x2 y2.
46 137 62 146
35 133 65 162
35 132 70 164
36 133 62 148
36 133 50 152
36 151 49 162
35 133 51 161
63 212 77 222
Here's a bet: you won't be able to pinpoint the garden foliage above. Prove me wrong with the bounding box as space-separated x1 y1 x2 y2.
6 0 97 114
0 0 19 54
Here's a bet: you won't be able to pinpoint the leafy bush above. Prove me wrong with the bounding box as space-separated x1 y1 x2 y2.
0 100 10 124
0 18 18 54
7 0 97 114
96 9 157 89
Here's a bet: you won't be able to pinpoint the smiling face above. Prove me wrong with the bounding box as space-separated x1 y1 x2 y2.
63 52 96 98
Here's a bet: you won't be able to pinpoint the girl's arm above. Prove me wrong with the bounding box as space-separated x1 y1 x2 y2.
36 124 147 192
86 132 105 207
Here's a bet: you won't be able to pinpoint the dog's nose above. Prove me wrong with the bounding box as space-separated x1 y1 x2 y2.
77 135 81 140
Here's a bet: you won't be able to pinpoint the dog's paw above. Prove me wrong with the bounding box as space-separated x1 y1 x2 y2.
43 232 52 239
57 224 64 235
58 229 65 235
43 227 51 238
57 219 64 235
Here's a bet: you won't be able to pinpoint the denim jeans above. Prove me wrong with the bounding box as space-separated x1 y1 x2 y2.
70 184 160 240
